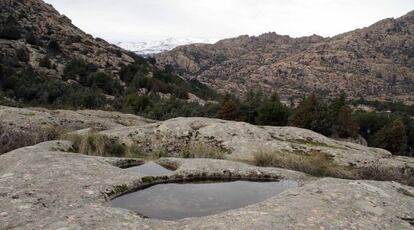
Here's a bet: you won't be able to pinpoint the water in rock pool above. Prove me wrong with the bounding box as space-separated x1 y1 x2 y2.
110 180 297 220
125 162 174 176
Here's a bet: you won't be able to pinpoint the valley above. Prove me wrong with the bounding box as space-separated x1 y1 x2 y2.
0 0 413 229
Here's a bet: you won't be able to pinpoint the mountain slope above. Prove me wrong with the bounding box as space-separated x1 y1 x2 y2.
0 0 136 77
156 11 414 103
0 0 218 108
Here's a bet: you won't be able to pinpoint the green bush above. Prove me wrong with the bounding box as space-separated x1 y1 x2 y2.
289 94 332 136
47 40 61 54
87 71 122 95
110 143 128 157
256 93 290 126
16 48 29 62
216 94 241 121
373 118 407 155
0 16 22 40
39 56 52 68
63 59 98 82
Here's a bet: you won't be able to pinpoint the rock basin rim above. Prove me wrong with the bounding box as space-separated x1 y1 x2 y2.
107 174 292 201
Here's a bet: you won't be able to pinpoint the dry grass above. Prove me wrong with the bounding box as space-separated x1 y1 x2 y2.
358 163 414 186
63 132 167 159
0 123 62 154
125 144 145 158
179 142 228 159
253 148 414 186
253 148 356 178
63 131 127 157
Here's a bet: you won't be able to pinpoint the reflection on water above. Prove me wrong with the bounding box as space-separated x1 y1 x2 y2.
111 180 297 220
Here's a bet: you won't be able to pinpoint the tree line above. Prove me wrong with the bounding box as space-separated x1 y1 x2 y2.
212 91 413 157
1 52 412 157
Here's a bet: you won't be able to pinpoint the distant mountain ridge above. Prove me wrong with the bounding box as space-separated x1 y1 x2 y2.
116 38 218 56
156 11 414 104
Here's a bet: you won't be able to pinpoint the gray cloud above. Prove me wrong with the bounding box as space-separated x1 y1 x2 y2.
44 0 414 42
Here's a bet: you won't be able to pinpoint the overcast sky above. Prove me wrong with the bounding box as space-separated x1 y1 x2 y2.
44 0 414 42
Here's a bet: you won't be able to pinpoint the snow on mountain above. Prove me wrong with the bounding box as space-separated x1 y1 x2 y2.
115 38 218 56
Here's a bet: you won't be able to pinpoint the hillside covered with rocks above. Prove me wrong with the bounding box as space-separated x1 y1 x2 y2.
156 11 414 103
0 0 219 110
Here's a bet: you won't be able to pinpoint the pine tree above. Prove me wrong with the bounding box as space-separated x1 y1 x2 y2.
289 94 332 136
373 118 407 156
216 94 241 121
242 90 264 124
334 106 359 138
256 93 290 126
330 92 347 115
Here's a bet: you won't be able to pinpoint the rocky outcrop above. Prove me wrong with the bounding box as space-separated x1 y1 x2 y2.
0 105 154 133
1 141 413 229
0 0 135 79
2 105 412 172
156 11 414 103
0 106 154 154
101 117 395 168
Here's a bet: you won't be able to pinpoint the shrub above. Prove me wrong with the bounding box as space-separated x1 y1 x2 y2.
334 106 359 138
123 94 152 114
16 48 29 62
289 94 332 136
119 60 150 83
110 143 128 157
39 56 52 68
87 71 122 95
26 32 39 45
0 16 22 40
373 118 407 156
47 39 61 54
179 142 227 159
256 93 290 126
216 94 241 121
63 59 98 82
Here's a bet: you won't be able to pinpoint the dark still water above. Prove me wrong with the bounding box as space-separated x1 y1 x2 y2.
110 180 297 220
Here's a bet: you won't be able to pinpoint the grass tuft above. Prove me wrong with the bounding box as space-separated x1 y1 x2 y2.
63 131 126 157
253 148 355 178
253 148 414 186
358 163 414 186
179 142 227 159
0 123 63 154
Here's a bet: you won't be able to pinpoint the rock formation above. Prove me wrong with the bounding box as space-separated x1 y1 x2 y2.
156 11 414 103
0 0 136 79
1 140 413 229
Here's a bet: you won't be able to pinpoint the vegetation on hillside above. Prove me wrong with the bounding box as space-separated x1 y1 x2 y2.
1 46 412 157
